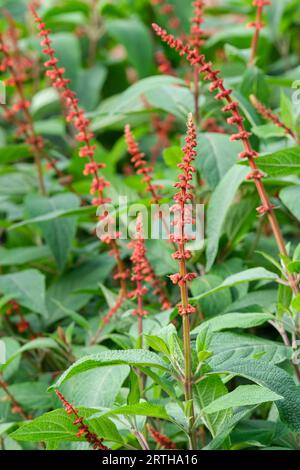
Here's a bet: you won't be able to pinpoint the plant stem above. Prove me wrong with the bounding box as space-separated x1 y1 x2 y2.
249 4 263 65
182 314 197 449
193 67 200 126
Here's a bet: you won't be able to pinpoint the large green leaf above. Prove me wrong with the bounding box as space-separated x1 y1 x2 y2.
192 312 273 335
61 366 130 408
51 350 169 389
0 144 32 163
209 332 290 365
206 165 249 270
25 193 80 271
107 18 154 78
203 385 283 414
108 75 185 116
196 133 242 189
208 356 300 432
280 185 300 222
0 246 51 266
194 376 231 437
10 408 122 444
190 268 277 302
89 402 171 422
240 147 300 177
0 270 47 316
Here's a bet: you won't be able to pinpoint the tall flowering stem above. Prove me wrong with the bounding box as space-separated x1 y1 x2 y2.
128 215 149 347
55 390 110 450
170 114 198 449
125 125 164 204
189 1 205 125
125 125 174 307
250 95 298 143
152 22 300 380
0 32 46 195
31 6 129 322
151 23 299 291
248 0 271 66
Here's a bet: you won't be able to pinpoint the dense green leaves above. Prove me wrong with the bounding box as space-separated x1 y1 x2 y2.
209 357 300 432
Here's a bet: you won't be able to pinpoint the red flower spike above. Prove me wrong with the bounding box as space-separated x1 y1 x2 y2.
147 425 177 450
0 29 47 194
170 114 198 317
125 125 163 205
189 1 205 50
250 95 297 142
55 390 110 450
31 6 129 308
128 214 154 332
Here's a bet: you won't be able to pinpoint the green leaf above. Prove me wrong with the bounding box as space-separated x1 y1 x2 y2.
191 274 232 317
46 255 115 324
203 406 256 450
208 357 300 432
108 75 185 116
240 147 300 177
106 18 154 78
196 133 242 189
25 193 80 271
209 332 289 365
163 146 184 168
49 33 80 84
251 123 286 139
0 144 32 163
280 185 300 222
191 268 277 302
61 366 129 409
127 370 140 406
206 165 249 270
51 350 169 389
89 402 171 422
10 408 122 444
2 338 59 370
193 312 273 335
292 294 300 311
203 385 283 414
194 376 231 437
0 270 47 316
0 246 52 266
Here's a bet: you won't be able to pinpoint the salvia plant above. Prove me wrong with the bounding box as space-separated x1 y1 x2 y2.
0 0 300 453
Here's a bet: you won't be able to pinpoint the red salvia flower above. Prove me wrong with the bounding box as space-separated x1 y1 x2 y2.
125 125 164 203
31 6 130 320
170 113 197 317
147 425 177 449
152 21 300 301
189 1 205 50
0 30 46 194
125 125 171 310
55 390 110 450
128 214 149 319
250 95 297 142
